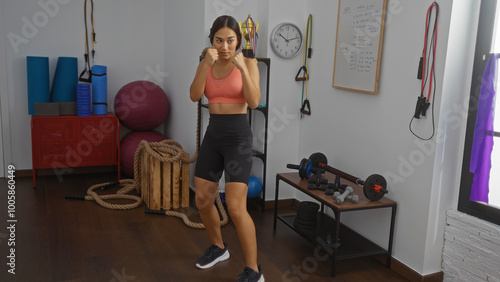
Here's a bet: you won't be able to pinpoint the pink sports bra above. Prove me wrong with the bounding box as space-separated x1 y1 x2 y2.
204 65 246 104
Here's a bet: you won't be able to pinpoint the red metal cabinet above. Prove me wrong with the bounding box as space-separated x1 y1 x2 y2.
31 113 120 187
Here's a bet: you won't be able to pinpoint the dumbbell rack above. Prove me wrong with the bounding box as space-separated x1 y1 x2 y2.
273 172 397 277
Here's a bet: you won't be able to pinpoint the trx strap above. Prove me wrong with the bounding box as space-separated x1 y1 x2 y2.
79 0 95 83
298 15 312 117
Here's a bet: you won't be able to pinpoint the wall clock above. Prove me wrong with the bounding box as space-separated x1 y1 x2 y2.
270 23 303 59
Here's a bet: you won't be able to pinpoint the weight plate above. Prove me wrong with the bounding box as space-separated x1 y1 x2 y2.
294 222 317 230
295 217 317 224
305 161 312 179
297 206 318 213
309 152 328 168
297 208 319 215
298 201 320 210
363 174 387 201
295 212 317 219
298 158 308 179
294 216 317 225
294 219 317 226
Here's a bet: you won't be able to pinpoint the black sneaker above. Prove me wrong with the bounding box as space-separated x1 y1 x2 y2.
237 265 264 282
195 243 230 269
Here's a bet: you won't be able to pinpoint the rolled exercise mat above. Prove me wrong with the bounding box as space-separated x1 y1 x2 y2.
76 83 91 116
26 56 50 115
51 57 78 102
91 65 107 115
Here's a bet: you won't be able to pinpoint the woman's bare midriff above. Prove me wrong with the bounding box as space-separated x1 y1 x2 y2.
208 103 248 114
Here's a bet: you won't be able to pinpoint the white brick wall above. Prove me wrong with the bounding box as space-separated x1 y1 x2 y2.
442 210 500 282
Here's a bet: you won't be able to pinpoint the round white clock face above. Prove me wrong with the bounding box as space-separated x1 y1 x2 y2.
270 23 303 59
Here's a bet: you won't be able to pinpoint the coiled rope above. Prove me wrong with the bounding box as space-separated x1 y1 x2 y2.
69 108 229 229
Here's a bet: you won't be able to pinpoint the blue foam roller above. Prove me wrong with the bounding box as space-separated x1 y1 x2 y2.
91 65 107 115
76 83 91 116
27 56 50 115
51 57 78 102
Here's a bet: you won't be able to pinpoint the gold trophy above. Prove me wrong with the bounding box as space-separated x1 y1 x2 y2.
239 14 259 58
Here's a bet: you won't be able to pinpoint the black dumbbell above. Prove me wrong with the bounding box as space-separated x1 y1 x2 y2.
325 175 348 195
307 176 328 190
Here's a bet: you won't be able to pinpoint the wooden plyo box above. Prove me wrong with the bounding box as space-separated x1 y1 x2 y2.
140 151 190 210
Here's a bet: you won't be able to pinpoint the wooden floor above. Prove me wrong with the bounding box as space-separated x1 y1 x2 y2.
0 172 408 282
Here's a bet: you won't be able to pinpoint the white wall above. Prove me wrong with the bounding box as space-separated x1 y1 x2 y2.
264 0 307 200
1 0 165 169
163 0 205 160
0 0 484 278
0 1 9 177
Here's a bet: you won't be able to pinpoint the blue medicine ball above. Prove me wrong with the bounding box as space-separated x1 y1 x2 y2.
247 176 263 198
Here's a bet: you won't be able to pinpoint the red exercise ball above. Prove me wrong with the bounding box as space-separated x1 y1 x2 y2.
120 131 166 178
114 80 169 131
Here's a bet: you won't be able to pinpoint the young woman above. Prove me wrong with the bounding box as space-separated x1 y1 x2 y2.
189 15 264 282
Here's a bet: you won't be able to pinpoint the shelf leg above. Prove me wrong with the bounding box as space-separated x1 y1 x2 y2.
273 175 280 231
332 210 341 277
387 205 397 267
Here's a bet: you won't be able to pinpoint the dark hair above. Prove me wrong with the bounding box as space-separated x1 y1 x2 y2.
209 15 242 50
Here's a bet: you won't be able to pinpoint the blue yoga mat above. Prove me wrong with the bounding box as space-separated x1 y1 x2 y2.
51 57 78 102
27 56 50 115
92 65 107 115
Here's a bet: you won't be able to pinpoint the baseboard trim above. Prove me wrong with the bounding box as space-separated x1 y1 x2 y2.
269 198 443 282
387 257 443 282
422 271 444 282
13 169 33 178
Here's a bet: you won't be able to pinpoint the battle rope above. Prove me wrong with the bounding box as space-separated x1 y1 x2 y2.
79 0 95 83
66 107 229 229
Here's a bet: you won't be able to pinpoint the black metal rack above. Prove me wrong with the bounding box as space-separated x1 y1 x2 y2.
197 57 271 210
273 172 397 277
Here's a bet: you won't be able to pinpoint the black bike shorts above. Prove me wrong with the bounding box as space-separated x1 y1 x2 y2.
195 114 253 184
